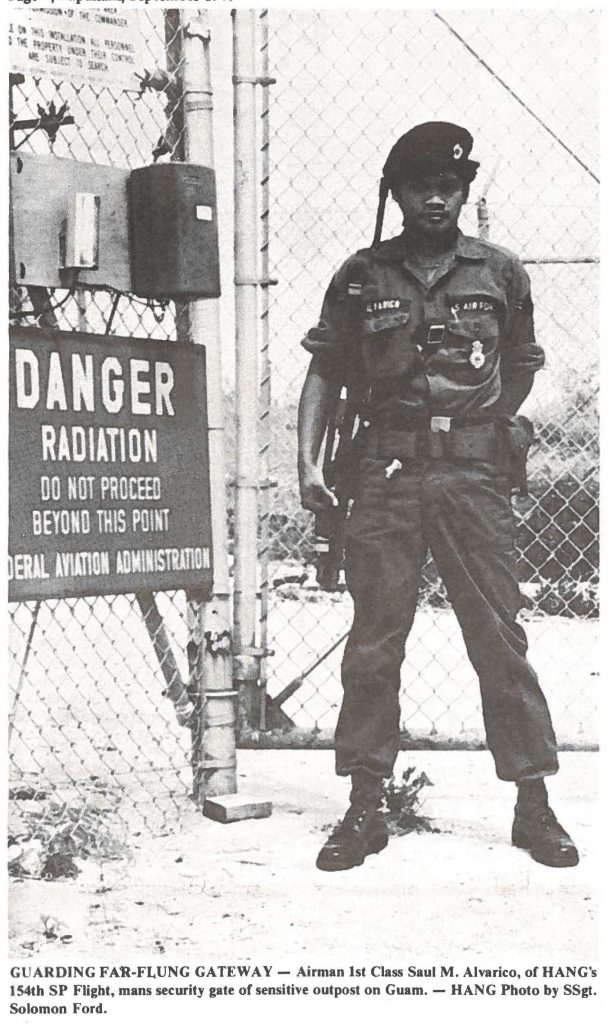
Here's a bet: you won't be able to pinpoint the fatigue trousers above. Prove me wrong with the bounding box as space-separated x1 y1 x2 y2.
335 455 559 783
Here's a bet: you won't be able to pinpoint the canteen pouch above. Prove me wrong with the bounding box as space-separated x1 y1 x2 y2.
497 414 534 496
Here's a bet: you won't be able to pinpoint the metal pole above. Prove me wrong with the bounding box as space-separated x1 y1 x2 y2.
257 9 273 730
232 10 261 729
476 155 500 241
136 593 194 727
182 11 237 799
476 196 489 240
162 9 205 789
76 289 88 332
9 603 41 745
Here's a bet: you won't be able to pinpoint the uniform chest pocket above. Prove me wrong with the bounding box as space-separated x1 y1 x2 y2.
435 295 502 380
361 296 412 336
359 293 417 379
446 295 501 344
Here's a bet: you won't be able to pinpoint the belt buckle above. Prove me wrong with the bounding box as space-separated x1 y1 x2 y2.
427 324 445 345
430 416 452 433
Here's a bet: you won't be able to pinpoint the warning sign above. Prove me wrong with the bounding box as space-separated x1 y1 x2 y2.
9 327 213 602
9 7 151 87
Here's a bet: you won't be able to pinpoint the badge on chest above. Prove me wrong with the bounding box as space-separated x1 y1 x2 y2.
469 340 485 368
447 296 497 369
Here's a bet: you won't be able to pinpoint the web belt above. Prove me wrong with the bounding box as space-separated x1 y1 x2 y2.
370 417 499 461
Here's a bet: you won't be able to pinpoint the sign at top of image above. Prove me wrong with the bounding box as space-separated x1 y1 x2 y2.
9 6 153 88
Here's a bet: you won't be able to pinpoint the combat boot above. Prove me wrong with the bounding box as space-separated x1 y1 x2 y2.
512 780 579 868
316 772 388 872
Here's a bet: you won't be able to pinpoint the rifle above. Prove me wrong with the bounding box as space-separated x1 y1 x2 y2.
314 378 366 591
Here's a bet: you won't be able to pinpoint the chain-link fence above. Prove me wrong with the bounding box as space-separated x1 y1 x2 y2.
262 9 599 749
8 8 205 877
8 8 600 876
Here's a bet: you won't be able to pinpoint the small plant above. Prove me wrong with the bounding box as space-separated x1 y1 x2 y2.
9 799 129 880
382 767 438 836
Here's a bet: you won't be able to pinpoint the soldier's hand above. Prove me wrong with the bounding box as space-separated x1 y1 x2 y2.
299 463 339 513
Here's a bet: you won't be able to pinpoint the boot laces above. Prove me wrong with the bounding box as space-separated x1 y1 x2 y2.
331 804 369 837
537 806 558 827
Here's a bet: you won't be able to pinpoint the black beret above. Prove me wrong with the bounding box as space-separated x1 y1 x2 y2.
383 121 479 186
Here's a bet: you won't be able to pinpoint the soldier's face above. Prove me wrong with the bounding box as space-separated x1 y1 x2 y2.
392 171 465 240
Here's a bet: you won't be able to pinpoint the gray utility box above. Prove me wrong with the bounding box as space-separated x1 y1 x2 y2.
128 162 221 301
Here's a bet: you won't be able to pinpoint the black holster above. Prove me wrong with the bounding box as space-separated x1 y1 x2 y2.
314 505 345 591
496 415 534 496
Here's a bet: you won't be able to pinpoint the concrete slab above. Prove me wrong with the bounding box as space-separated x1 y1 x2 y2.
203 793 273 823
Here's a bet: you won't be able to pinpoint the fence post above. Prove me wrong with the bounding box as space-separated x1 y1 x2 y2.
181 12 237 800
181 12 271 820
232 9 262 730
476 156 500 240
257 9 274 730
476 196 489 239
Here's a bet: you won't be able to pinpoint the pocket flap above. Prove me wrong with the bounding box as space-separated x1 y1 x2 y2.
447 294 500 341
362 295 411 336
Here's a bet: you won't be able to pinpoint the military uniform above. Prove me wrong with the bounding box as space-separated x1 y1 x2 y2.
299 121 577 871
303 231 558 784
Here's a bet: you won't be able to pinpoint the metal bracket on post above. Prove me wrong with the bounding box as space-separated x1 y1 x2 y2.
232 75 277 87
184 16 211 45
233 647 265 682
233 646 291 736
233 645 264 736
